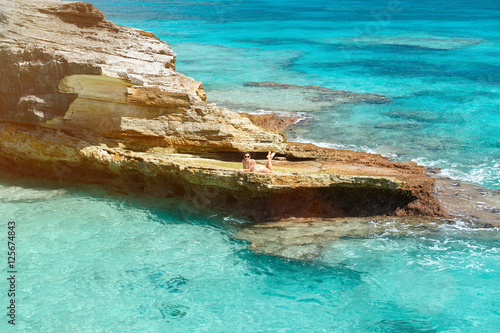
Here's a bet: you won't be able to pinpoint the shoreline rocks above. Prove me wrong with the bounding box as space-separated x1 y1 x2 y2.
428 169 500 227
238 113 300 134
0 0 445 222
0 122 445 221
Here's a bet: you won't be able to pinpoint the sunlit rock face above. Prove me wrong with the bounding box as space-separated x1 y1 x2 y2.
0 0 445 221
0 0 283 152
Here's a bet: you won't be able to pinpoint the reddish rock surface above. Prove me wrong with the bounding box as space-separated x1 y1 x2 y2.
239 113 300 134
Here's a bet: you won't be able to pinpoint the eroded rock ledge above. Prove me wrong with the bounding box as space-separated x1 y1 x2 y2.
0 0 444 221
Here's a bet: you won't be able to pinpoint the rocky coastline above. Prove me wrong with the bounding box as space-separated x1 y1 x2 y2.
0 0 446 222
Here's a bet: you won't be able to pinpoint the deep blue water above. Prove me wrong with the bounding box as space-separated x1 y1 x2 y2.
1 1 499 332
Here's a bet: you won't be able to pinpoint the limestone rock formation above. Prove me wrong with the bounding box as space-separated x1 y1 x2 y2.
0 0 445 221
0 0 283 152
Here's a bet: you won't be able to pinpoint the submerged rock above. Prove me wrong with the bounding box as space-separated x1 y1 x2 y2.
383 110 444 122
374 122 422 130
235 216 443 260
0 0 444 221
429 170 500 227
244 81 391 105
157 304 189 320
347 36 483 51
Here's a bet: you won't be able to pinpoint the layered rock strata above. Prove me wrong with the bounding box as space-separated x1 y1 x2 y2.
0 0 444 221
0 0 283 152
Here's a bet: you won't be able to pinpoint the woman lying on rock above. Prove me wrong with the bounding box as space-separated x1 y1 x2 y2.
238 151 275 174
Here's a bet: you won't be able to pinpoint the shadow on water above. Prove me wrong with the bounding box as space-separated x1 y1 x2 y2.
0 168 244 225
315 59 500 85
238 248 364 279
369 318 439 333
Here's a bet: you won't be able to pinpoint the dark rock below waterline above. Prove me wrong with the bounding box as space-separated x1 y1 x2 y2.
244 81 391 104
235 216 442 260
374 122 422 130
349 36 483 51
428 172 500 227
383 110 444 122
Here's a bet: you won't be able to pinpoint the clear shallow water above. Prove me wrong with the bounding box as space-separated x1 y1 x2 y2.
83 0 500 189
0 176 499 332
2 1 499 331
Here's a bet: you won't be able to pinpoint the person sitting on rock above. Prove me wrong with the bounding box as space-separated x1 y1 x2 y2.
238 151 275 174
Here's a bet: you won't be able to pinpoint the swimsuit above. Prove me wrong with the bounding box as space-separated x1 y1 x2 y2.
251 165 264 172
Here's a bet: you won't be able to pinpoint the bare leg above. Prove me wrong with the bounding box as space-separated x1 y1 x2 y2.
265 151 275 172
265 159 273 172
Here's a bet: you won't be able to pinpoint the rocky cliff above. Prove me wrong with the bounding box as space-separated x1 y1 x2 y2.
0 0 283 152
0 0 444 221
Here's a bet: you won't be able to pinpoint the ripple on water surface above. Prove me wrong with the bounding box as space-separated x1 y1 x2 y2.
0 174 499 332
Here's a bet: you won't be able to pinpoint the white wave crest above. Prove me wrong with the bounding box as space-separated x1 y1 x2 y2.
288 136 399 158
412 157 500 189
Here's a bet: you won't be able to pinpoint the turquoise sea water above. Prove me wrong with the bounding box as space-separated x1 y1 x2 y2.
2 1 500 331
0 175 499 332
83 0 500 189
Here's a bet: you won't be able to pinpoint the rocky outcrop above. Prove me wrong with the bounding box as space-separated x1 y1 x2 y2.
234 175 500 259
0 0 445 221
0 0 283 152
0 122 443 221
239 113 300 134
